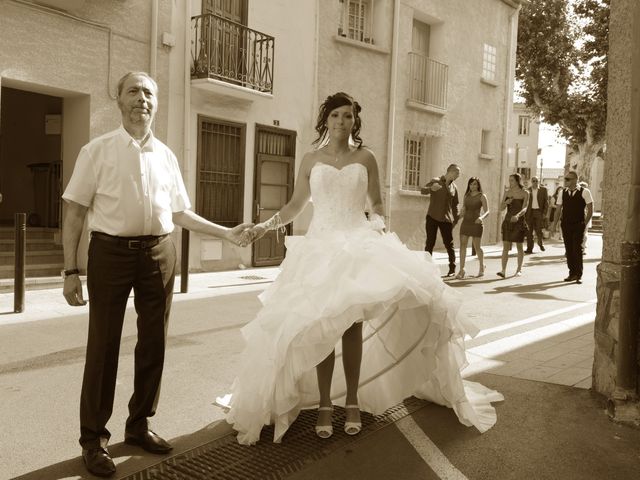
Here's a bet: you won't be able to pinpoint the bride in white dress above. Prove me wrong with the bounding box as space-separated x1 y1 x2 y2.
219 92 503 445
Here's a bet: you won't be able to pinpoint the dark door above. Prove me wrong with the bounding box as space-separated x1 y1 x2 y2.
253 126 296 267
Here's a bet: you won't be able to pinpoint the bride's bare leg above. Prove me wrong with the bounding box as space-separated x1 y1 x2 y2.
342 322 363 424
316 350 335 426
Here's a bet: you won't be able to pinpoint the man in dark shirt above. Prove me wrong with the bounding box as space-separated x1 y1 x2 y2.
421 164 460 276
525 176 549 253
553 171 593 284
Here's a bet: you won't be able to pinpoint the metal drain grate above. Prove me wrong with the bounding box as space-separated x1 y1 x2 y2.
122 397 428 480
238 275 267 281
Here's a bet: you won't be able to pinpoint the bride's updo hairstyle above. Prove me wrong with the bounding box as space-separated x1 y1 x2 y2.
312 92 363 148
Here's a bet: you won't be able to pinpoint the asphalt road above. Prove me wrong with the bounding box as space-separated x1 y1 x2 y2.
3 233 637 480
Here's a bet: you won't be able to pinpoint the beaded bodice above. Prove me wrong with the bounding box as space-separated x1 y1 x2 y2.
307 162 369 236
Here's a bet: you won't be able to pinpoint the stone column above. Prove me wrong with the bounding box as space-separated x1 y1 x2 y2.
593 0 640 423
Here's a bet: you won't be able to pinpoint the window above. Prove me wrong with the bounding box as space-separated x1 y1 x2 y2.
482 43 497 81
196 117 245 227
403 133 432 191
339 0 374 44
481 129 492 156
518 115 530 136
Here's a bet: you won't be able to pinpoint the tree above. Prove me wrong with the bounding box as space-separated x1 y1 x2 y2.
516 0 609 183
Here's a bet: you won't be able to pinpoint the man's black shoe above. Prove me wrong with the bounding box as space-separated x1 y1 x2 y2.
125 430 173 454
575 277 582 284
446 266 456 276
82 447 116 477
564 275 577 282
540 245 545 251
524 250 533 254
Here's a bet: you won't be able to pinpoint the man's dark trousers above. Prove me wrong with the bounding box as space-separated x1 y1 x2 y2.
561 221 585 279
79 233 176 449
425 215 455 270
526 209 545 251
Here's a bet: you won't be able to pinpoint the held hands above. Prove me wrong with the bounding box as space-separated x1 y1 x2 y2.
510 215 519 223
430 182 443 192
475 218 483 225
225 222 255 247
238 224 268 247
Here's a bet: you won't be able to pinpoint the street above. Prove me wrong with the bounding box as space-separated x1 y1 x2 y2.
2 233 639 480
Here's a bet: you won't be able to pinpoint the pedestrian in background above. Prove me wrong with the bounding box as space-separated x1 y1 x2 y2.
497 173 530 278
62 71 251 478
548 186 564 240
524 176 548 254
421 164 461 276
553 173 593 283
456 177 489 279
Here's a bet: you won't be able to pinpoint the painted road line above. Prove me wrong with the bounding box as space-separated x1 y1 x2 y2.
396 416 469 480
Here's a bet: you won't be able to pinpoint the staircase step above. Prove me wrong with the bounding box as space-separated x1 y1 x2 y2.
0 227 58 240
0 251 64 266
0 263 64 279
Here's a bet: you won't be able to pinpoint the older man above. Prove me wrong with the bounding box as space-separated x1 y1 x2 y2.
553 171 593 284
524 176 549 254
62 72 250 477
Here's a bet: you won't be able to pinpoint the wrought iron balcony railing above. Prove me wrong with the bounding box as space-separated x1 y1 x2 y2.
191 14 274 94
408 53 448 110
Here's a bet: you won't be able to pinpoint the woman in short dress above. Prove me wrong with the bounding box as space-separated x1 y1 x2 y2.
498 173 530 278
456 177 489 278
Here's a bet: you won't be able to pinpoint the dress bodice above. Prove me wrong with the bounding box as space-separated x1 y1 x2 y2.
462 193 483 223
307 162 369 236
506 197 524 216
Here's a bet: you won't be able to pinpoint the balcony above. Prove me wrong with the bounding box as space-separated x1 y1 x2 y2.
191 14 274 97
407 53 448 113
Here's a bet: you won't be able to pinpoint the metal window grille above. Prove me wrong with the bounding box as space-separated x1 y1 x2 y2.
196 118 245 227
482 43 497 81
518 115 530 136
403 134 424 191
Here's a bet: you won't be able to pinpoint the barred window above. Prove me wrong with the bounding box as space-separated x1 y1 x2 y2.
482 43 497 81
403 133 434 191
339 0 375 44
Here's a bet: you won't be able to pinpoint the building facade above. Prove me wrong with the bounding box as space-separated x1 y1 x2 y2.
507 102 540 184
0 0 523 275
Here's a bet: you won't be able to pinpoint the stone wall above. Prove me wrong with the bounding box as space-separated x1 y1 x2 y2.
593 0 639 398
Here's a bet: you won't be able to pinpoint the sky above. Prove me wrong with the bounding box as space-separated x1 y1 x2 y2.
537 122 567 169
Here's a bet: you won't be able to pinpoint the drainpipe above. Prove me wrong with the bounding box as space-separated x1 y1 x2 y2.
498 5 520 240
608 1 640 421
180 0 192 286
385 0 400 230
150 0 158 78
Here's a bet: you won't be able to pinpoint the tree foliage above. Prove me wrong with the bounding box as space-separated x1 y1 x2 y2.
516 0 609 182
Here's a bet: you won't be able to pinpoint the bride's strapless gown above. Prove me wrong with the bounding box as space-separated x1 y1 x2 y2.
223 162 503 445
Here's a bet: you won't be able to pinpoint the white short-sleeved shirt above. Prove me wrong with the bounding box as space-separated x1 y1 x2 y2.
555 187 593 206
62 126 191 236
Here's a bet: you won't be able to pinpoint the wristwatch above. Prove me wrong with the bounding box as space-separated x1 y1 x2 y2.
62 268 80 279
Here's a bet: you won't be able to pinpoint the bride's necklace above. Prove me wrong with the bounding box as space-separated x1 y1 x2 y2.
325 146 352 163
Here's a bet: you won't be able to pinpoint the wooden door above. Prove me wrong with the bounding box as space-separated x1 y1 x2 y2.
253 126 296 266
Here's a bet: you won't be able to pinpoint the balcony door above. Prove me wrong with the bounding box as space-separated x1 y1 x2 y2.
201 0 248 86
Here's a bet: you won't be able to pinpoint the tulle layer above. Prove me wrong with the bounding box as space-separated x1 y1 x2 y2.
224 228 503 444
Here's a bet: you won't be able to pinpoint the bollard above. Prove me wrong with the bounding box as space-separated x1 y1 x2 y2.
14 213 26 313
180 228 190 293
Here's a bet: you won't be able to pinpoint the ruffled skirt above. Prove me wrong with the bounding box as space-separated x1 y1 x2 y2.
223 227 503 444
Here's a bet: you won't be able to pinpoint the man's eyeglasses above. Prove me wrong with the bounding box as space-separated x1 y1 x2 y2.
564 177 572 181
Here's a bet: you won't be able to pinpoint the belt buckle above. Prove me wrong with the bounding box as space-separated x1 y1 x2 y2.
128 240 142 249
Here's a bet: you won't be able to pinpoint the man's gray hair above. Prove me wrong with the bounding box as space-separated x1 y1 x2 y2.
116 71 158 98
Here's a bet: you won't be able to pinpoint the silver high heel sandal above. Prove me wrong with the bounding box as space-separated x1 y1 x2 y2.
315 406 333 438
344 405 362 435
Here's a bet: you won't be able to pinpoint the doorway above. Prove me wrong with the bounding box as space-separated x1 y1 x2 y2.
0 87 62 227
252 125 296 267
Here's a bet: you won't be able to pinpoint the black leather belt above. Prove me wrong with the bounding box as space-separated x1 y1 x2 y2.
92 231 169 249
